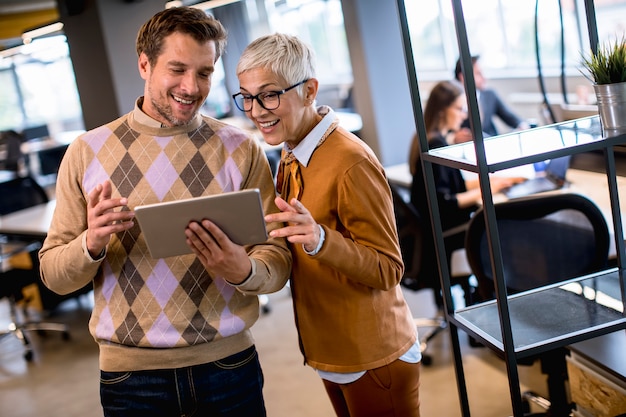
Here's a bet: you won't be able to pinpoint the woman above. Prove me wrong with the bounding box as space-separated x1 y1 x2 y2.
235 34 421 417
409 81 522 307
410 80 522 233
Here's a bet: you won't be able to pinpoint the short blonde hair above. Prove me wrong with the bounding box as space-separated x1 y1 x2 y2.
236 33 316 98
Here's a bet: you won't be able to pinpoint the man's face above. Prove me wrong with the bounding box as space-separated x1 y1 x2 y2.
458 61 486 91
472 61 486 91
138 32 216 127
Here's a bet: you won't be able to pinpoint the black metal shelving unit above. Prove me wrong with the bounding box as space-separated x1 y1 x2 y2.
395 0 626 416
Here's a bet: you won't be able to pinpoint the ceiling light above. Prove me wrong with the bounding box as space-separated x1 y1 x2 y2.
190 0 242 10
22 22 65 45
0 45 24 59
164 0 241 11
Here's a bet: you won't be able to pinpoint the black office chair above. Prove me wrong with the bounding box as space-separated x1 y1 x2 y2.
464 192 610 416
21 124 49 141
0 129 26 173
0 175 49 216
390 182 474 365
0 175 70 361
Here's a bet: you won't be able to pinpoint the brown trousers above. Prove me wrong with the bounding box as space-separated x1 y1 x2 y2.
322 359 421 417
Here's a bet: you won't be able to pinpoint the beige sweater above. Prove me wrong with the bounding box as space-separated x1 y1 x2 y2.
39 102 291 371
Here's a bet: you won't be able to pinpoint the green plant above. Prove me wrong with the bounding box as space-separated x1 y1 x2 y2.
581 37 626 84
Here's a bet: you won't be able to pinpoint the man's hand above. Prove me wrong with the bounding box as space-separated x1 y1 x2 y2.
185 220 252 284
86 180 135 258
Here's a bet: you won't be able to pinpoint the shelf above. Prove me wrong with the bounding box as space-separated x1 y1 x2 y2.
396 0 626 414
451 269 626 359
422 116 626 173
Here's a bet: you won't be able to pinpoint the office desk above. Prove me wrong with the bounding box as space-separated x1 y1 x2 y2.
385 161 626 200
0 200 55 239
20 130 81 156
385 162 412 189
384 162 626 270
20 130 82 184
0 170 16 183
335 110 363 133
0 199 93 310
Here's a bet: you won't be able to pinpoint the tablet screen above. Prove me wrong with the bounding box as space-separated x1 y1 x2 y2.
134 189 268 258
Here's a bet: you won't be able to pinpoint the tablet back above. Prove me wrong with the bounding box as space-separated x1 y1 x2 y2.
134 189 268 258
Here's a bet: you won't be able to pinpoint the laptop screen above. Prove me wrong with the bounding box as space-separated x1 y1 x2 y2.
545 156 571 183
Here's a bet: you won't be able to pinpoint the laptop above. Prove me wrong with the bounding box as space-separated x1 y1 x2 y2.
503 155 571 199
134 189 268 259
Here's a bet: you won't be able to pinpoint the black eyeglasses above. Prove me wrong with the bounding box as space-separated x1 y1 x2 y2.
232 79 309 112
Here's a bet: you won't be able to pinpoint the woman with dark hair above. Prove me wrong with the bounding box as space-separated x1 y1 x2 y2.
410 80 522 233
408 81 522 306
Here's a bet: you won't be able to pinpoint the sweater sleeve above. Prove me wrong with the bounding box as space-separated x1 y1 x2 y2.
311 158 404 291
228 138 292 295
39 138 103 295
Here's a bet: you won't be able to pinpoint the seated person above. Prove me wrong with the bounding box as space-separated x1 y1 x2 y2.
409 80 523 306
455 55 530 137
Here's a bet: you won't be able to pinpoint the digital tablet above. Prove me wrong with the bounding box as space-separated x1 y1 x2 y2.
134 189 268 259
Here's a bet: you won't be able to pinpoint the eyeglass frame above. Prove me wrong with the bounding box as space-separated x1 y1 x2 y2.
231 79 309 112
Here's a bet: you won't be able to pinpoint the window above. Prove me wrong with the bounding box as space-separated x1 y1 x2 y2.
0 35 84 133
240 0 352 108
200 56 232 119
259 0 352 85
404 0 626 79
0 60 23 129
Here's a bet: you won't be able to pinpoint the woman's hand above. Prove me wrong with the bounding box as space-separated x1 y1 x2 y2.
489 176 527 193
264 197 321 253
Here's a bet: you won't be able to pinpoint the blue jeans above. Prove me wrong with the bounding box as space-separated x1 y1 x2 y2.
100 345 265 417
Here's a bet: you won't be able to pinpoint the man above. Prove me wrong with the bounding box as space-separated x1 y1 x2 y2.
455 55 529 137
39 7 291 417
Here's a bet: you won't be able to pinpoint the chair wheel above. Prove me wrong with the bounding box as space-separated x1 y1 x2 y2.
24 350 33 361
62 331 70 341
421 354 433 366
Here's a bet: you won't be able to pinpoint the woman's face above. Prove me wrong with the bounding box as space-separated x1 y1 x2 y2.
443 95 468 132
237 67 316 148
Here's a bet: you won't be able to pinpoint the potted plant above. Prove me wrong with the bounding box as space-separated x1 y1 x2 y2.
581 37 626 134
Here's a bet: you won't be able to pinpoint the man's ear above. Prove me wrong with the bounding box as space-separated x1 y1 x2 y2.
138 52 150 80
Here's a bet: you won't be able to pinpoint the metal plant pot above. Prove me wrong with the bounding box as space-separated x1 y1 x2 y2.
594 81 626 136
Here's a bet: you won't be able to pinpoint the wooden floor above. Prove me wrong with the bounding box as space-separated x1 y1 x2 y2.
0 285 551 417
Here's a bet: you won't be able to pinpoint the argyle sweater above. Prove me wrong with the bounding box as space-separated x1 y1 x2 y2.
39 101 291 371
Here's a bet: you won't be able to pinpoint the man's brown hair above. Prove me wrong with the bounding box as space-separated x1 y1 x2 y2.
136 7 227 66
